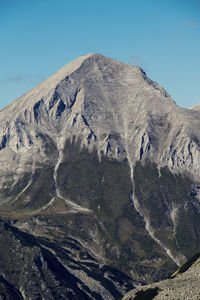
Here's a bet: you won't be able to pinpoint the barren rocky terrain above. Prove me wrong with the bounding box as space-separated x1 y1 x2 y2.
0 53 200 298
123 253 200 299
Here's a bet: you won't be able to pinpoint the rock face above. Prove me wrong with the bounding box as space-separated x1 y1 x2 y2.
122 253 200 299
0 53 200 297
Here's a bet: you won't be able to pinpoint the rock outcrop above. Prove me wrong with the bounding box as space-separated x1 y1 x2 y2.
123 253 200 299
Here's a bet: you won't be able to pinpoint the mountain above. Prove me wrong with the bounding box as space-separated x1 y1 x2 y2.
0 53 200 298
122 252 200 299
190 103 200 111
0 218 135 299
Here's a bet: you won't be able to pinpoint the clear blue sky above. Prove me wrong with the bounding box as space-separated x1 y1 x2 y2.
0 0 200 110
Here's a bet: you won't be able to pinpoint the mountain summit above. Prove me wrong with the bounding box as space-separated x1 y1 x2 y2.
0 54 200 298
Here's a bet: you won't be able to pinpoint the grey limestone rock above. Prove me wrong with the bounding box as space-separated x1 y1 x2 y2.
0 53 200 297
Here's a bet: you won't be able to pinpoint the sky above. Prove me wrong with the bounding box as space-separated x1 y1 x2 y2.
0 0 200 110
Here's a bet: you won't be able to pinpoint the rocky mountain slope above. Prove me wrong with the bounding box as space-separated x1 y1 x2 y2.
0 53 200 298
0 218 135 299
123 253 200 299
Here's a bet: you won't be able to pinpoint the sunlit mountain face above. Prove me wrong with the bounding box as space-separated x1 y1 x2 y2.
1 54 200 299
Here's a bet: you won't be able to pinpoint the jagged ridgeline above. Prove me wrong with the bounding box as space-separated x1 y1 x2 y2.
0 53 200 299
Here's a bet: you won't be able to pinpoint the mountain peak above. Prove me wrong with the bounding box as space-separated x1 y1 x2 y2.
1 53 166 118
0 53 177 144
1 52 200 299
0 53 116 114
